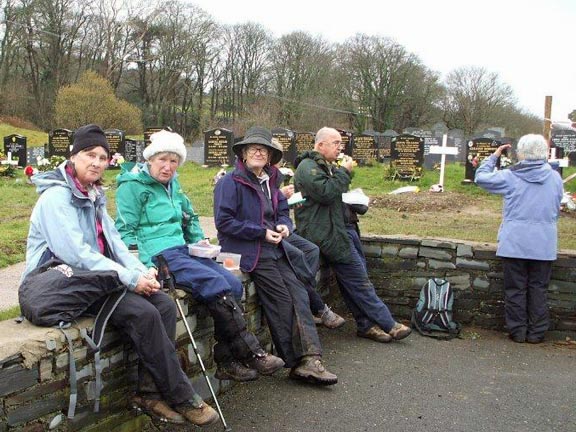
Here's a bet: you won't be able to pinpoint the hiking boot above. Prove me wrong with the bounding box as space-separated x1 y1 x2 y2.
245 353 285 375
357 325 392 343
289 356 337 385
131 395 185 424
388 322 412 341
314 305 346 329
174 400 219 426
215 361 259 382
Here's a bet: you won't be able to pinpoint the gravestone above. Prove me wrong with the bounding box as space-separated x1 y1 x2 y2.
294 132 315 156
3 134 27 168
465 138 501 182
26 146 45 165
336 128 354 156
448 129 466 162
429 135 459 189
352 133 377 165
48 128 73 158
478 128 503 140
124 138 146 163
144 127 164 146
105 129 126 168
204 128 234 166
380 129 398 161
272 128 296 165
431 122 449 137
390 134 425 180
551 128 576 165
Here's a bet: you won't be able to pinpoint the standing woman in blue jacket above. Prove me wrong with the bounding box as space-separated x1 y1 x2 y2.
214 127 338 385
475 134 563 343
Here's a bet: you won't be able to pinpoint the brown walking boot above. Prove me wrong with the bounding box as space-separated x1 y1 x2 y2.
314 305 346 329
174 400 219 426
289 356 338 385
357 325 393 343
388 322 412 340
131 395 185 424
215 360 259 382
245 353 285 375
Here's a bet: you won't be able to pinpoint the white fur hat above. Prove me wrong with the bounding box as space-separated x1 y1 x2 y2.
143 130 187 165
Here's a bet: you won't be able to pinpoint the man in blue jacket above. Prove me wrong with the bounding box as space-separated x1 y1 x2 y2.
475 134 563 343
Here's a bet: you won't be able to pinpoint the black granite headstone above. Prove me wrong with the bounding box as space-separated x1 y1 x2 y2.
144 127 164 146
336 128 354 156
26 146 45 165
105 129 126 169
294 132 315 156
352 133 377 165
48 129 73 158
390 134 424 180
465 138 501 181
3 134 27 168
551 129 576 165
124 139 146 163
272 128 296 165
422 131 441 170
448 129 466 162
380 130 398 161
204 128 234 166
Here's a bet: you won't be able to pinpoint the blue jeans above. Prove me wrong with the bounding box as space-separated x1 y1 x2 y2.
330 227 396 333
154 245 243 302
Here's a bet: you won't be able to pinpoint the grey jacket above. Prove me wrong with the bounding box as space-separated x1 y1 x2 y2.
23 162 147 289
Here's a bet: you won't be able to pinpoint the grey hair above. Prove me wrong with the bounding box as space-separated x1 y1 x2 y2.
148 151 181 164
314 127 337 145
516 134 548 161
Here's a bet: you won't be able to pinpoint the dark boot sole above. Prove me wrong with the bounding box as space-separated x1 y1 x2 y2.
289 372 338 386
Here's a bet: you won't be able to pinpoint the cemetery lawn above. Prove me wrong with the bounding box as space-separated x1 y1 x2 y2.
0 162 575 269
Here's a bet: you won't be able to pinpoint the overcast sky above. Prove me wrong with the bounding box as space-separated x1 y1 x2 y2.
191 0 575 124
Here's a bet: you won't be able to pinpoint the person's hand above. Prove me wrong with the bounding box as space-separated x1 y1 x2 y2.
340 155 355 172
196 238 211 246
265 229 282 244
146 267 158 280
494 144 512 157
281 184 294 199
135 273 160 296
276 224 290 238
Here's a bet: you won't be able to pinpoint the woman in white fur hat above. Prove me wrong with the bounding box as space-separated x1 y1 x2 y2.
115 130 284 388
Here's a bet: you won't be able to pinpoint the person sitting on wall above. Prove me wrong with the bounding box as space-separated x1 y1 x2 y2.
114 130 284 383
294 127 412 344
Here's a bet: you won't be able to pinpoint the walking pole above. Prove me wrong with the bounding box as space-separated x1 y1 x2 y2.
156 255 232 432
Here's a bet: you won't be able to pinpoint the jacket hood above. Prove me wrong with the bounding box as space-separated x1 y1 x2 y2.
294 150 321 168
32 162 69 194
509 160 554 184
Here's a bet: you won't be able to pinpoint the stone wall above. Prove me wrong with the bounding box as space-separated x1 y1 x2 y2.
1 235 574 430
323 235 575 339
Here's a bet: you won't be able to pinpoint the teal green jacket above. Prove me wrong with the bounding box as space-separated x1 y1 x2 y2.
294 151 352 263
115 163 204 267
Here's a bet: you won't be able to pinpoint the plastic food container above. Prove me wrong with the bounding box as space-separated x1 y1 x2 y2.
216 252 241 270
188 243 221 259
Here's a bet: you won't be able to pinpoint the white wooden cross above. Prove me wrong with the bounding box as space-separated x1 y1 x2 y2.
0 151 18 166
429 134 459 189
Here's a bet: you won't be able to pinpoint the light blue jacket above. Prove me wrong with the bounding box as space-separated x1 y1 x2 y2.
22 162 147 290
475 155 563 260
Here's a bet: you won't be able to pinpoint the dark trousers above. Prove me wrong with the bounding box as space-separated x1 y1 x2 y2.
502 258 552 341
155 245 263 364
330 227 396 333
250 255 322 368
284 233 326 315
109 291 197 405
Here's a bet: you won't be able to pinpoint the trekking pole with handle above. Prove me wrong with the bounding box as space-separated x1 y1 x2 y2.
156 255 232 432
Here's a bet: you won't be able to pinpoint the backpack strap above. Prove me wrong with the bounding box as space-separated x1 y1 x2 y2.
58 321 77 419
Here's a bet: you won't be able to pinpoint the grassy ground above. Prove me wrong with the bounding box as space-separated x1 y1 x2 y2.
1 161 575 269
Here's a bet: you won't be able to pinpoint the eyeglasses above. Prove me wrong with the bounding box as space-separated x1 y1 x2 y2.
247 147 269 156
329 140 343 147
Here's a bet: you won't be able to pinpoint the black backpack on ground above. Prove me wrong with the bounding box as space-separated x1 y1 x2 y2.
411 278 461 340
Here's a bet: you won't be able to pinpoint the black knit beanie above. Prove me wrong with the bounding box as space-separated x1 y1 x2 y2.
71 124 110 156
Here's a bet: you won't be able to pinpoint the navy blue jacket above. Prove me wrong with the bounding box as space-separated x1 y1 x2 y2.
214 161 293 272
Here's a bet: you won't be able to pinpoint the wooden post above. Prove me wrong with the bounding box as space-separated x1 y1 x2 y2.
544 96 552 140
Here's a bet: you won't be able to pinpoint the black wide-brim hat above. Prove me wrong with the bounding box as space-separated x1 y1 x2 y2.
232 126 283 165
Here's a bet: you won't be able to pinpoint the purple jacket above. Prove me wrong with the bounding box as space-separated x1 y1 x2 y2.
214 161 293 272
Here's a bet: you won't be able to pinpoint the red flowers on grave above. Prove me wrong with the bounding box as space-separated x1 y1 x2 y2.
24 165 38 184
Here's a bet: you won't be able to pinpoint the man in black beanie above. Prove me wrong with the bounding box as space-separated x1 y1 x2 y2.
71 124 110 156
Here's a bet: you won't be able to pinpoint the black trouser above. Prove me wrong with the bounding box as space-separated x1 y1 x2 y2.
250 255 322 368
284 233 325 315
109 291 198 405
206 294 265 364
502 258 552 341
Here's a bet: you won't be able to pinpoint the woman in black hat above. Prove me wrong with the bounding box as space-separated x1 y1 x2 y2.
214 126 338 385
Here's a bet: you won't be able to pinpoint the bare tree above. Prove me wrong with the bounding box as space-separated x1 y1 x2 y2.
442 66 515 135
